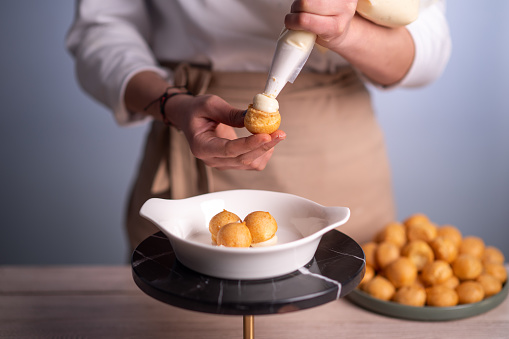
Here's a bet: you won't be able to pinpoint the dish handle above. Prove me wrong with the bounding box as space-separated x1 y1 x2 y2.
139 198 173 225
321 206 351 235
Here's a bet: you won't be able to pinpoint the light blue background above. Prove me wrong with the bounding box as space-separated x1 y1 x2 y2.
0 1 507 264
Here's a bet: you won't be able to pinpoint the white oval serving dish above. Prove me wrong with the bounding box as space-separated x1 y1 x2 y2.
140 189 350 280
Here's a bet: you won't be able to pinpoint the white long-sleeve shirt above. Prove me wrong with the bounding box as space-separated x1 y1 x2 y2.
66 0 451 125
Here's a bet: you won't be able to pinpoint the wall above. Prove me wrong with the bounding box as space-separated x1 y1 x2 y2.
374 1 509 256
0 1 507 264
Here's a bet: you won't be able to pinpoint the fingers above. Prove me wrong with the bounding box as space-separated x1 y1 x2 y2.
286 13 343 41
239 148 275 171
180 93 287 170
286 0 357 42
291 0 347 15
228 108 249 129
214 148 276 171
232 131 286 169
195 95 247 128
196 130 287 171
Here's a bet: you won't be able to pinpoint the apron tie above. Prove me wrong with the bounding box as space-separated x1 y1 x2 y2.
154 63 213 198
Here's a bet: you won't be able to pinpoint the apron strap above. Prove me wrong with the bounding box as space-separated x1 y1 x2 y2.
126 63 215 250
162 63 213 199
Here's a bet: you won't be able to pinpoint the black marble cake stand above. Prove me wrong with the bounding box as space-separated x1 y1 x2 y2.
132 230 365 339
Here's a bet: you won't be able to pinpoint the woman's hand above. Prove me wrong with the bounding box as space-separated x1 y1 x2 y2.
166 93 286 171
125 71 286 171
285 0 358 50
285 0 415 86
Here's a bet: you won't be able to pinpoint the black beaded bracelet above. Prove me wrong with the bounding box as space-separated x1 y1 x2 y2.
143 86 192 126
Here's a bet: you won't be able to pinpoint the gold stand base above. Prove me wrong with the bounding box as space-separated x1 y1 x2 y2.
243 315 254 339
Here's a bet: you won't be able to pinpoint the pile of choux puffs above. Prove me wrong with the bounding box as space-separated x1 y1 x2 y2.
359 213 507 307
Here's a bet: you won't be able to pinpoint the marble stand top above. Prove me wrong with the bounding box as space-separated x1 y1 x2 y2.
132 230 365 315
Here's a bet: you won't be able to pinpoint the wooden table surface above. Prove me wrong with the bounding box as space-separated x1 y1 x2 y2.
0 266 507 339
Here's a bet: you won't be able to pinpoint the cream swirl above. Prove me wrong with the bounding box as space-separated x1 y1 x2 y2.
252 93 279 113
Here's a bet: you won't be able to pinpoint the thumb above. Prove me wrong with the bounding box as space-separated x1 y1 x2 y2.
226 108 248 128
201 95 247 128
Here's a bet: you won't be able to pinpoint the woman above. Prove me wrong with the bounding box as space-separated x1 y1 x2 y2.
67 0 451 250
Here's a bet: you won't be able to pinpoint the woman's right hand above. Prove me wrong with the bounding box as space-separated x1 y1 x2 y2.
166 93 286 171
125 71 286 170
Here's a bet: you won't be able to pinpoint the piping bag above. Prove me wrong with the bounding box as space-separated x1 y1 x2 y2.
263 29 316 98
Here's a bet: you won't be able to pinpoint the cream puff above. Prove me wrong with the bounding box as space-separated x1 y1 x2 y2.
452 254 483 281
244 211 278 247
425 285 458 307
363 275 396 301
401 240 435 271
384 257 418 288
421 260 453 286
393 285 426 307
209 209 241 244
456 281 485 304
216 221 252 248
244 94 281 134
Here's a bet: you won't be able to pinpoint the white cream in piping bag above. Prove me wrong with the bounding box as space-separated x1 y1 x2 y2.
262 29 316 100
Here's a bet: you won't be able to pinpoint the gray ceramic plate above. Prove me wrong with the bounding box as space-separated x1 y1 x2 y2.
347 281 508 321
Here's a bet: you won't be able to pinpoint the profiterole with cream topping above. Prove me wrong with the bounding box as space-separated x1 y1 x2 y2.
244 93 281 134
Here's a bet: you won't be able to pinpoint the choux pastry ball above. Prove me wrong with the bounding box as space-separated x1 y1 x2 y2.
384 257 417 288
360 265 375 288
421 260 453 286
483 262 507 283
452 254 483 281
429 236 458 264
362 242 379 270
375 241 400 269
209 209 241 243
376 222 406 248
405 220 438 243
362 275 395 301
483 246 505 265
393 285 426 307
243 211 278 244
437 225 462 249
216 222 252 248
244 105 281 134
244 94 281 135
403 213 430 228
425 285 458 307
459 236 485 259
456 281 485 304
437 275 460 290
476 274 502 297
402 240 435 271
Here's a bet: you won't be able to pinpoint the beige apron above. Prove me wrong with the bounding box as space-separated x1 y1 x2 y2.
126 63 396 250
